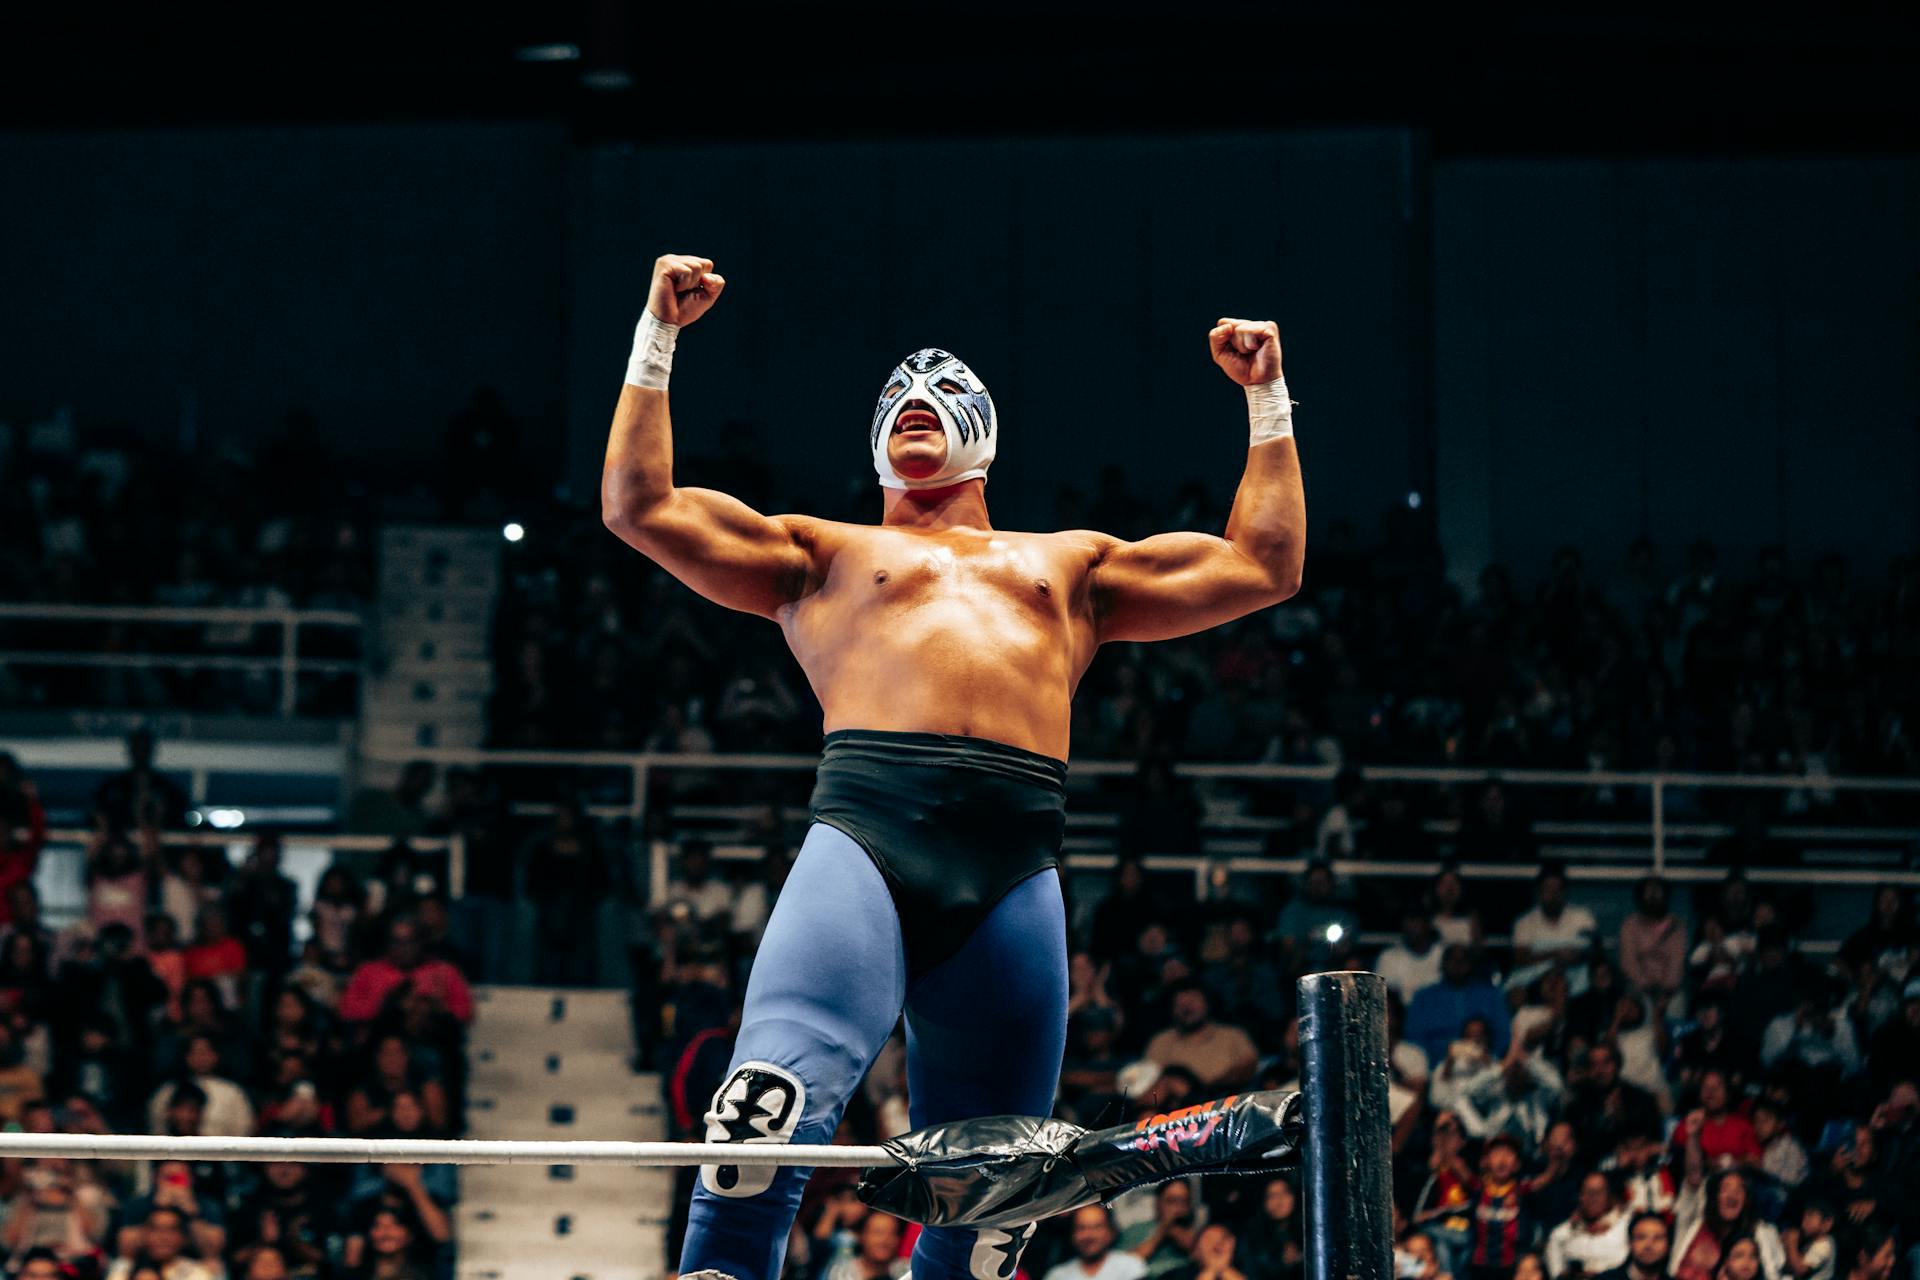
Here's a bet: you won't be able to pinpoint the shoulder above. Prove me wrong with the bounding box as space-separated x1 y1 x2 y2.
1111 1255 1150 1280
1051 528 1127 565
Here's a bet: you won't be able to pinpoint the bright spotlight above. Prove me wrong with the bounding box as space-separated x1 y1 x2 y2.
1407 491 1423 510
1325 923 1345 944
503 523 525 543
207 808 245 829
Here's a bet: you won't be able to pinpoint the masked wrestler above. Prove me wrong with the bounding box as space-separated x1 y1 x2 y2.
603 253 1306 1280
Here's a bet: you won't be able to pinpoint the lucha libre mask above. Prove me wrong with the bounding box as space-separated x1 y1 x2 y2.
870 348 997 490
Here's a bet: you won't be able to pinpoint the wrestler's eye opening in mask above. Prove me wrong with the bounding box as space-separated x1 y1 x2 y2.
883 381 907 401
934 378 966 395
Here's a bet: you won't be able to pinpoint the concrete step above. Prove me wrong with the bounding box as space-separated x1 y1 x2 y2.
459 1263 658 1280
470 1050 652 1092
458 1162 676 1209
475 987 633 1023
465 1095 666 1142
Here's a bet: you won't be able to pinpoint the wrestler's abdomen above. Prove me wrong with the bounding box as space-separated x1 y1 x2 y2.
779 528 1096 761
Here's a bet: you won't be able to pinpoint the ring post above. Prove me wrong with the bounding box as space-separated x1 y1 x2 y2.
1299 971 1393 1280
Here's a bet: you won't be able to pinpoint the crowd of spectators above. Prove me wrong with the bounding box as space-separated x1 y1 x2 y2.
650 836 1920 1280
494 470 1920 791
0 407 382 716
0 739 473 1280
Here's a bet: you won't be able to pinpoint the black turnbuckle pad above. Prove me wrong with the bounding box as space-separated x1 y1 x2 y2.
857 1090 1303 1229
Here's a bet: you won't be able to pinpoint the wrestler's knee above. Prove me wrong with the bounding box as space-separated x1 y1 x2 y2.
913 1222 1037 1280
698 1060 809 1199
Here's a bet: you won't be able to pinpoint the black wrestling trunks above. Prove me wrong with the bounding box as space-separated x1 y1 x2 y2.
807 728 1068 978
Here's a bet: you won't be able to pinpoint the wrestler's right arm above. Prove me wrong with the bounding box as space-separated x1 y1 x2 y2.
602 255 816 621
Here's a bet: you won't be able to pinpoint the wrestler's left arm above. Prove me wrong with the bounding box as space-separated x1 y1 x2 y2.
1089 318 1304 644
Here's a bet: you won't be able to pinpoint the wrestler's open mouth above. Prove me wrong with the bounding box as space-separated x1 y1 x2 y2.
894 405 940 435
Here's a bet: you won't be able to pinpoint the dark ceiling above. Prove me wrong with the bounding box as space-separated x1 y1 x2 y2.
3 6 1917 155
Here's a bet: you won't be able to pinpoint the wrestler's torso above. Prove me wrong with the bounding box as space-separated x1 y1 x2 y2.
776 520 1109 761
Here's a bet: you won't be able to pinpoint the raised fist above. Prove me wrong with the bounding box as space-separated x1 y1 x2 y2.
1209 317 1282 386
647 254 727 327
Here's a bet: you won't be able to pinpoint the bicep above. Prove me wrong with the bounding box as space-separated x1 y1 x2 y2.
1091 531 1290 644
607 487 814 620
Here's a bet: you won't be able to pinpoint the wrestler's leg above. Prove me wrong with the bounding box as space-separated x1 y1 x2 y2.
901 870 1070 1280
679 823 906 1280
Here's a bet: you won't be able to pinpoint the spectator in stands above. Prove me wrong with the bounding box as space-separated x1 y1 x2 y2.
1866 981 1920 1094
1834 1221 1896 1280
1429 867 1485 950
345 761 438 840
1143 982 1258 1092
1234 1176 1304 1280
158 848 222 956
1512 865 1598 969
1091 856 1159 964
0 1158 112 1263
226 1159 336 1280
0 1020 46 1123
1544 1171 1628 1280
1407 946 1511 1066
1122 1179 1202 1279
339 917 472 1026
0 757 47 929
347 1094 454 1240
182 904 248 1009
112 1157 225 1261
345 1034 450 1136
1456 1131 1535 1280
1201 910 1287 1044
1750 1098 1808 1190
826 1210 908 1280
1673 1166 1784 1280
1375 907 1445 1006
310 865 365 974
1673 1071 1760 1169
1117 755 1203 857
525 798 609 987
1592 1210 1669 1280
1758 983 1860 1087
1453 1032 1566 1158
661 839 734 927
1455 783 1535 862
1045 1205 1148 1280
1778 1197 1835 1280
1618 878 1687 1008
1271 860 1357 975
109 1204 217 1280
1567 1042 1662 1162
93 730 188 833
343 1204 434 1280
228 834 298 976
147 1036 254 1136
86 825 152 937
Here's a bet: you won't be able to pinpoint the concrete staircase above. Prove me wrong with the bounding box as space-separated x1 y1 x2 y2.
361 525 498 787
459 987 672 1280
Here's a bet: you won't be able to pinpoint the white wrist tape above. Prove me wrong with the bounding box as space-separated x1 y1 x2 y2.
1246 376 1295 445
624 309 679 390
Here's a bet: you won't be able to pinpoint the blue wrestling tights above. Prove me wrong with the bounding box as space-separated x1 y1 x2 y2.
678 822 1068 1280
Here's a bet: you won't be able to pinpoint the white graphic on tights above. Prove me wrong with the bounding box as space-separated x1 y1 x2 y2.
700 1061 807 1199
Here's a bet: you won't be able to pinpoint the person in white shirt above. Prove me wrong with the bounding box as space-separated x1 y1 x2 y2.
145 1038 254 1138
1545 1172 1630 1279
1374 909 1445 1006
1511 866 1597 966
1044 1206 1149 1280
660 839 735 925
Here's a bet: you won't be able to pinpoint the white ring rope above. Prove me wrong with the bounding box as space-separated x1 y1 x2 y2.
0 1133 894 1168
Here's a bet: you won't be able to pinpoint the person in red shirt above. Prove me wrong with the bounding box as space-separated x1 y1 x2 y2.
183 903 250 1010
339 917 472 1025
1670 1070 1760 1167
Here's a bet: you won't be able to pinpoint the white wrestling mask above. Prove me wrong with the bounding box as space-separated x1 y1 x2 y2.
870 348 997 490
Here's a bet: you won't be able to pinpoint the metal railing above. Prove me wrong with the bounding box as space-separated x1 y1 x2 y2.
35 828 462 930
0 603 364 717
364 746 1920 878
